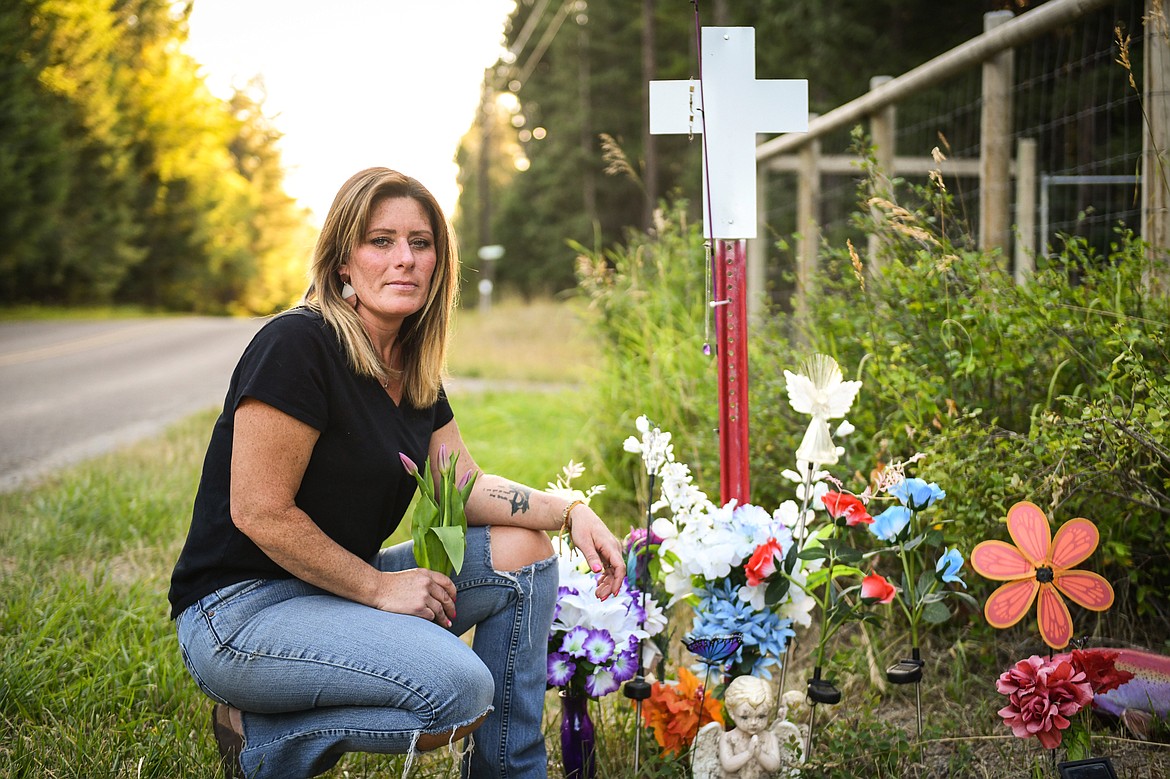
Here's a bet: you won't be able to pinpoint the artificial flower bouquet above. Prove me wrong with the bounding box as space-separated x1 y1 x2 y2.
548 535 668 697
640 666 725 755
623 414 812 680
997 648 1133 759
545 462 667 698
863 473 978 685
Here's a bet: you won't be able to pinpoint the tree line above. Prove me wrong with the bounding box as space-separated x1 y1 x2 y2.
452 0 1026 298
0 0 312 313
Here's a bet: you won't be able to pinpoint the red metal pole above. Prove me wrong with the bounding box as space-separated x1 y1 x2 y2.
715 239 750 504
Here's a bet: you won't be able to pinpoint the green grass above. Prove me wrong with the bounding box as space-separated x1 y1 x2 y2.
446 297 599 384
0 297 607 776
0 383 595 777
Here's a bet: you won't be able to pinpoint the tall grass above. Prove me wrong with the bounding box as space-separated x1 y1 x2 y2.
447 297 599 385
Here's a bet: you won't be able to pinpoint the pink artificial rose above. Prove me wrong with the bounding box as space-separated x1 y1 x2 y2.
745 538 784 587
996 656 1093 749
860 572 896 604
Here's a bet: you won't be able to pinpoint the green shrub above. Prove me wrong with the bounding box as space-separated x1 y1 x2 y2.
573 206 719 514
580 149 1169 645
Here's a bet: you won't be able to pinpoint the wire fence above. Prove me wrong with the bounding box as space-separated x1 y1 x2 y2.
760 0 1148 297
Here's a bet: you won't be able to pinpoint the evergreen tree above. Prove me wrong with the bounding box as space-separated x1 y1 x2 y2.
454 0 998 298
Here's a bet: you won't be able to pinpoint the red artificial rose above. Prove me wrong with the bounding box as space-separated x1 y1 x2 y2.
745 538 785 587
1069 649 1135 696
822 491 874 526
860 572 896 604
996 656 1093 749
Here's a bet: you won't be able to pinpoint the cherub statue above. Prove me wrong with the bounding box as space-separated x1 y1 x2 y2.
692 676 805 779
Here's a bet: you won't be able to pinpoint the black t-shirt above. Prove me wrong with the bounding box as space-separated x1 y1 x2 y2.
167 307 454 619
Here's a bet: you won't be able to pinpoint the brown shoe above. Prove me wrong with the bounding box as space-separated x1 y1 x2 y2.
211 703 245 779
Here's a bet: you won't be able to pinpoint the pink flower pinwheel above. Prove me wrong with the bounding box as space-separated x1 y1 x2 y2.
971 502 1114 650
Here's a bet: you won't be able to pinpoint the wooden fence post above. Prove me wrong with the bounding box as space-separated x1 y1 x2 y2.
1014 137 1038 284
796 124 821 329
980 10 1015 259
749 169 766 322
868 75 895 271
1142 0 1170 293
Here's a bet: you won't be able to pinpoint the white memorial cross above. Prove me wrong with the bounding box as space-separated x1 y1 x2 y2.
647 27 807 503
648 27 808 239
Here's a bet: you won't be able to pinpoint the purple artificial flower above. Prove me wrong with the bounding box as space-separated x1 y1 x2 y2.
561 625 590 658
625 526 664 554
547 652 576 687
585 667 619 697
582 629 616 665
609 648 638 683
398 452 419 474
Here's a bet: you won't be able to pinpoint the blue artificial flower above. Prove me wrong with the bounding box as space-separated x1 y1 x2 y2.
582 628 616 665
691 580 795 678
609 647 637 683
935 547 967 588
585 667 619 697
547 652 576 687
889 478 946 511
869 505 912 542
560 625 590 658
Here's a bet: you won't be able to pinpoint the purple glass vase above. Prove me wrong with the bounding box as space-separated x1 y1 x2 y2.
559 691 596 779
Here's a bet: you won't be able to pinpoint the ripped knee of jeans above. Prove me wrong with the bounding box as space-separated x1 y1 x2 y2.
403 708 491 776
496 550 558 649
488 525 555 573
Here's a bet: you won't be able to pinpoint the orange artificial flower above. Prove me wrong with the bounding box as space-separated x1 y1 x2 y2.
640 667 724 755
971 501 1114 650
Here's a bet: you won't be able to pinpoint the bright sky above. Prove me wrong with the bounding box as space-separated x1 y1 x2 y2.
185 0 516 223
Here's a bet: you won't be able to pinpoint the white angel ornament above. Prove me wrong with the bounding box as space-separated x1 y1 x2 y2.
692 676 804 779
783 354 862 467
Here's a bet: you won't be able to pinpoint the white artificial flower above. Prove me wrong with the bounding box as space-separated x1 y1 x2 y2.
835 419 855 437
774 499 818 539
737 582 768 611
625 415 673 475
778 565 818 628
650 517 678 540
784 354 862 419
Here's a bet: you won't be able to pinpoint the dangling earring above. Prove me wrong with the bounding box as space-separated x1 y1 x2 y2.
340 280 355 299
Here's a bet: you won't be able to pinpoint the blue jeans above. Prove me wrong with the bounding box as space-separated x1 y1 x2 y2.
175 526 558 778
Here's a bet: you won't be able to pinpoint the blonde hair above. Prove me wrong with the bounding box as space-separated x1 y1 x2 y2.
303 168 458 408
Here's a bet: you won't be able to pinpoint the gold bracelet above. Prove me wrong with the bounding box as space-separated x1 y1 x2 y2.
561 499 585 535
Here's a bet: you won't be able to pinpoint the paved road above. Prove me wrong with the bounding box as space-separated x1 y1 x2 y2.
0 317 266 492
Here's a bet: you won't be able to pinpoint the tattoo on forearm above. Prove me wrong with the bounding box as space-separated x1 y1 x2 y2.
486 483 532 516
